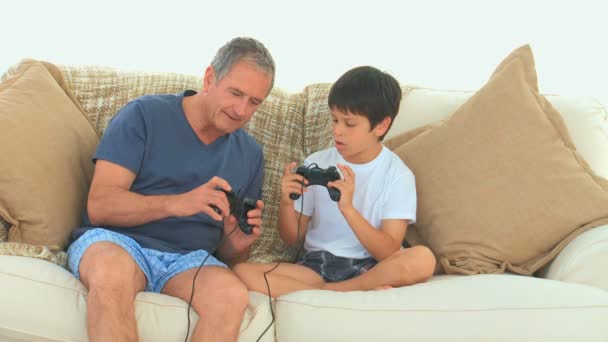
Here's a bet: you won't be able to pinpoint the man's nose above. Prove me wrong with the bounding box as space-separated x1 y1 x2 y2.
234 98 249 117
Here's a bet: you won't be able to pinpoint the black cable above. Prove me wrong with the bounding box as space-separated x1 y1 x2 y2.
184 221 240 342
256 173 307 342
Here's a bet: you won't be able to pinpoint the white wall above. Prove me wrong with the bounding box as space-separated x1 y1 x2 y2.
1 0 607 106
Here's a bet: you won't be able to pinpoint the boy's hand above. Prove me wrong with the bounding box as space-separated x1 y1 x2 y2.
281 162 308 202
329 163 355 212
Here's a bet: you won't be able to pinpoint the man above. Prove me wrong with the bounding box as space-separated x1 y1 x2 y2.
68 37 275 341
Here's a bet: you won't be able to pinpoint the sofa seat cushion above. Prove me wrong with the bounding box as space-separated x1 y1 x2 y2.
275 274 608 342
0 255 274 341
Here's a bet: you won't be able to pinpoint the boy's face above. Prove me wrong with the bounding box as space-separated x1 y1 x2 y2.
331 108 390 164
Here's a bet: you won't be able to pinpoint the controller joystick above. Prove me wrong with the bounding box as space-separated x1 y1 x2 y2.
210 186 257 234
289 164 341 201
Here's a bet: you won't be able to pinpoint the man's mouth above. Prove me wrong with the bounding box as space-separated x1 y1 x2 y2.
223 111 240 121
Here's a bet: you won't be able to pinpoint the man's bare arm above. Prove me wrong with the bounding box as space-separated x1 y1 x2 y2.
87 160 231 227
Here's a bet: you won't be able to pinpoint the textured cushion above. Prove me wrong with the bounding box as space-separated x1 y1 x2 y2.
391 45 608 275
0 60 99 251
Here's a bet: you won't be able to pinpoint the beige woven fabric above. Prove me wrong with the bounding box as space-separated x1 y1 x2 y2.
0 242 67 267
58 65 203 136
0 218 7 242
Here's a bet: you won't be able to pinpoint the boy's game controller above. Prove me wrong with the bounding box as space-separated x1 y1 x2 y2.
289 164 341 201
210 187 257 234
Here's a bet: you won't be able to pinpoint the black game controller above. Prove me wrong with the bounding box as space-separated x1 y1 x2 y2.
210 187 257 234
289 164 341 201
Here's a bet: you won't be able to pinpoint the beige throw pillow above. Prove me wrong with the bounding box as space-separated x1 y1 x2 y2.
0 60 99 251
392 45 608 275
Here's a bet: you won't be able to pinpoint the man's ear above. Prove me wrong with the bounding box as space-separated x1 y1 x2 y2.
374 116 392 137
202 66 216 94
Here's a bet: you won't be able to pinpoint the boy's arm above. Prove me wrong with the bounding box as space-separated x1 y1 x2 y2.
340 207 407 260
330 163 407 261
278 162 311 246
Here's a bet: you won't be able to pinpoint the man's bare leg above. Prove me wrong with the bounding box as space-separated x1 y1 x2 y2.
79 242 147 342
233 262 325 298
162 266 249 342
323 246 436 292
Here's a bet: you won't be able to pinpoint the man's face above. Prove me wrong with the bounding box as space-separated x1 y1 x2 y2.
203 61 272 134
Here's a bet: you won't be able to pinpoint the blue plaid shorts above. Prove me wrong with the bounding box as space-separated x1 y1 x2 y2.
67 228 227 293
298 250 377 282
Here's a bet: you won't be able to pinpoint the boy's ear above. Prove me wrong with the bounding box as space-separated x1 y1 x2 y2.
374 116 392 137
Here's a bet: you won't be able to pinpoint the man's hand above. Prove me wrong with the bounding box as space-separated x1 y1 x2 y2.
281 162 308 203
168 176 232 221
218 199 264 265
328 163 355 212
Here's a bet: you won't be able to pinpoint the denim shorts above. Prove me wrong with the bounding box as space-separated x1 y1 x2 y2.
67 228 227 293
298 250 377 283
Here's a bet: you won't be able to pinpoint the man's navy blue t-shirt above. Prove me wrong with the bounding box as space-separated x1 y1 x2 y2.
72 90 264 254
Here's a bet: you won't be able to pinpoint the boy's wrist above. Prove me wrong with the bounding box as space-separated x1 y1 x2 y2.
340 205 357 218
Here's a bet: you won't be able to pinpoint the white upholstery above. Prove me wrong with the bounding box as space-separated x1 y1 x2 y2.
275 275 608 342
0 256 274 341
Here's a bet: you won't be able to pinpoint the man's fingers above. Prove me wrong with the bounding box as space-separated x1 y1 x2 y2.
209 176 231 192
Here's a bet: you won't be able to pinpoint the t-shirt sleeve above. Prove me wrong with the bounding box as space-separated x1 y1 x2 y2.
93 100 147 175
383 171 417 223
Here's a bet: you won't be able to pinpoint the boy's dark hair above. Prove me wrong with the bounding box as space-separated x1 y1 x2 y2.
328 66 402 140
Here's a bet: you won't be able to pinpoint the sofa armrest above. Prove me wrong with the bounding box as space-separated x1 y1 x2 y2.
538 224 608 291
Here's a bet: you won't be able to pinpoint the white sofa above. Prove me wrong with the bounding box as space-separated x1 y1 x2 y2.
0 60 607 341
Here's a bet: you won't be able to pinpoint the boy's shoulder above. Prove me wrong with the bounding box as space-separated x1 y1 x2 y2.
382 147 415 180
305 147 338 165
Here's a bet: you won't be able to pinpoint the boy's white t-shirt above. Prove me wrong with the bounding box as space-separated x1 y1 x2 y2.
294 146 416 259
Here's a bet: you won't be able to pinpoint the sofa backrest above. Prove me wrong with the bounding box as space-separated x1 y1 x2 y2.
389 86 608 179
56 65 608 264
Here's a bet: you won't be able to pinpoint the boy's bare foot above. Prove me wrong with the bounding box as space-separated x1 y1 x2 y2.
373 285 393 290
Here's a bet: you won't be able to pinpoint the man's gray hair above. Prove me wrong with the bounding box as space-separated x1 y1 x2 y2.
211 37 276 90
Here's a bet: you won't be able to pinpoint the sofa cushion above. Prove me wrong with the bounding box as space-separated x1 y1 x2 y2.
0 60 99 251
0 255 275 341
275 274 608 341
389 45 608 275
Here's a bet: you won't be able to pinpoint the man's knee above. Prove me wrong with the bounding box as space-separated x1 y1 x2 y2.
193 270 249 314
79 242 145 293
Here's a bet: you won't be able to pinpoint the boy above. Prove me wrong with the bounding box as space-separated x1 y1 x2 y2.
234 66 436 297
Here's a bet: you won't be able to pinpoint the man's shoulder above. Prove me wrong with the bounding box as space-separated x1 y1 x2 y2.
231 129 263 154
131 93 180 108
